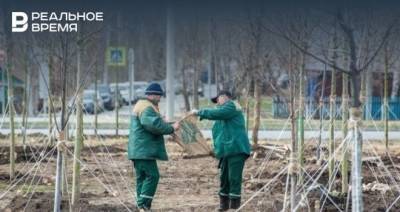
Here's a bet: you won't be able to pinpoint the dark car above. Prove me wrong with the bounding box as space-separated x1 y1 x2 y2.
89 84 114 111
82 90 104 114
111 89 124 108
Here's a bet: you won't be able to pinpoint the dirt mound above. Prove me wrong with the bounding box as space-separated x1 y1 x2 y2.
6 192 135 212
2 141 400 211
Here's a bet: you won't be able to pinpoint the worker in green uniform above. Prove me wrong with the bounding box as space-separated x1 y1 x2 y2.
128 82 179 211
191 91 251 211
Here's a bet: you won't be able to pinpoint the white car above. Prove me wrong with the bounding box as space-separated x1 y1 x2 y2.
118 82 148 104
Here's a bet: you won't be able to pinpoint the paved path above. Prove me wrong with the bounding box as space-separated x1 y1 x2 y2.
0 128 398 140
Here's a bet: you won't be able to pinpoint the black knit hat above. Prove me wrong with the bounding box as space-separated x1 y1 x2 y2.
145 82 164 96
211 90 232 103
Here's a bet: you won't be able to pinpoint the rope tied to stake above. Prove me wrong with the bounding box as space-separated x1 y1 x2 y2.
288 155 300 175
56 130 68 152
348 108 363 129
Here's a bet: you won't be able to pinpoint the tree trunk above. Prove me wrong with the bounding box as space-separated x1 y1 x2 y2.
328 64 336 184
103 29 110 84
290 86 297 212
317 65 327 163
345 29 364 210
297 52 305 184
72 38 84 209
350 106 363 212
364 69 372 120
193 62 199 109
115 69 119 136
328 29 339 186
7 65 15 180
3 2 15 180
350 71 363 212
288 47 298 211
341 70 349 194
252 78 261 147
215 57 220 93
22 49 29 152
361 71 367 103
48 56 53 146
94 61 98 137
181 67 191 111
245 75 251 134
54 36 69 212
384 45 389 152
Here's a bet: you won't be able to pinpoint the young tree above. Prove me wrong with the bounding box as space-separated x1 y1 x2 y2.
2 2 16 180
261 6 398 210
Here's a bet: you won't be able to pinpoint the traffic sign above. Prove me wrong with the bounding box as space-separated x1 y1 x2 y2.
106 47 126 67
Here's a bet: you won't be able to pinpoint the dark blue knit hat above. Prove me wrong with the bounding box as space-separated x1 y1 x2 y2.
211 90 232 103
145 82 164 96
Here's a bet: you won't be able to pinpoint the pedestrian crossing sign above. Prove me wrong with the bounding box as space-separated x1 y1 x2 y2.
106 47 126 67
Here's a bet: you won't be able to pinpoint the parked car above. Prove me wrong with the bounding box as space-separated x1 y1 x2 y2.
82 90 104 114
111 89 124 108
115 83 129 105
119 88 130 105
170 81 204 97
115 81 148 104
90 84 114 111
109 83 121 93
133 81 148 98
110 83 129 106
67 90 104 114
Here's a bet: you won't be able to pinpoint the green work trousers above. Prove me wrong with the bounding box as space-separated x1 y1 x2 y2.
218 154 247 199
133 159 160 209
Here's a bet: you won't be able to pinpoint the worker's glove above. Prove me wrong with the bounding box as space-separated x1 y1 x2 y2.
190 109 199 115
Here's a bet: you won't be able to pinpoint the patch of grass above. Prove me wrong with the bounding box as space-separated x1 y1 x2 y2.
17 184 54 193
0 181 8 190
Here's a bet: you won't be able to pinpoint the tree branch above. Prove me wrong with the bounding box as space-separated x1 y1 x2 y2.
260 23 351 75
358 16 399 72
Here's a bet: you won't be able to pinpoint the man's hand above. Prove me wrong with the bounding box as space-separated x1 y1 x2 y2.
173 122 180 131
162 116 169 122
190 109 199 116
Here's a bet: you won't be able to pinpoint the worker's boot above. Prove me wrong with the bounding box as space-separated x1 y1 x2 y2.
138 204 152 212
230 198 241 209
218 196 229 211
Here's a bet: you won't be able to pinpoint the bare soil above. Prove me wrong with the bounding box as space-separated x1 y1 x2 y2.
1 138 400 211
